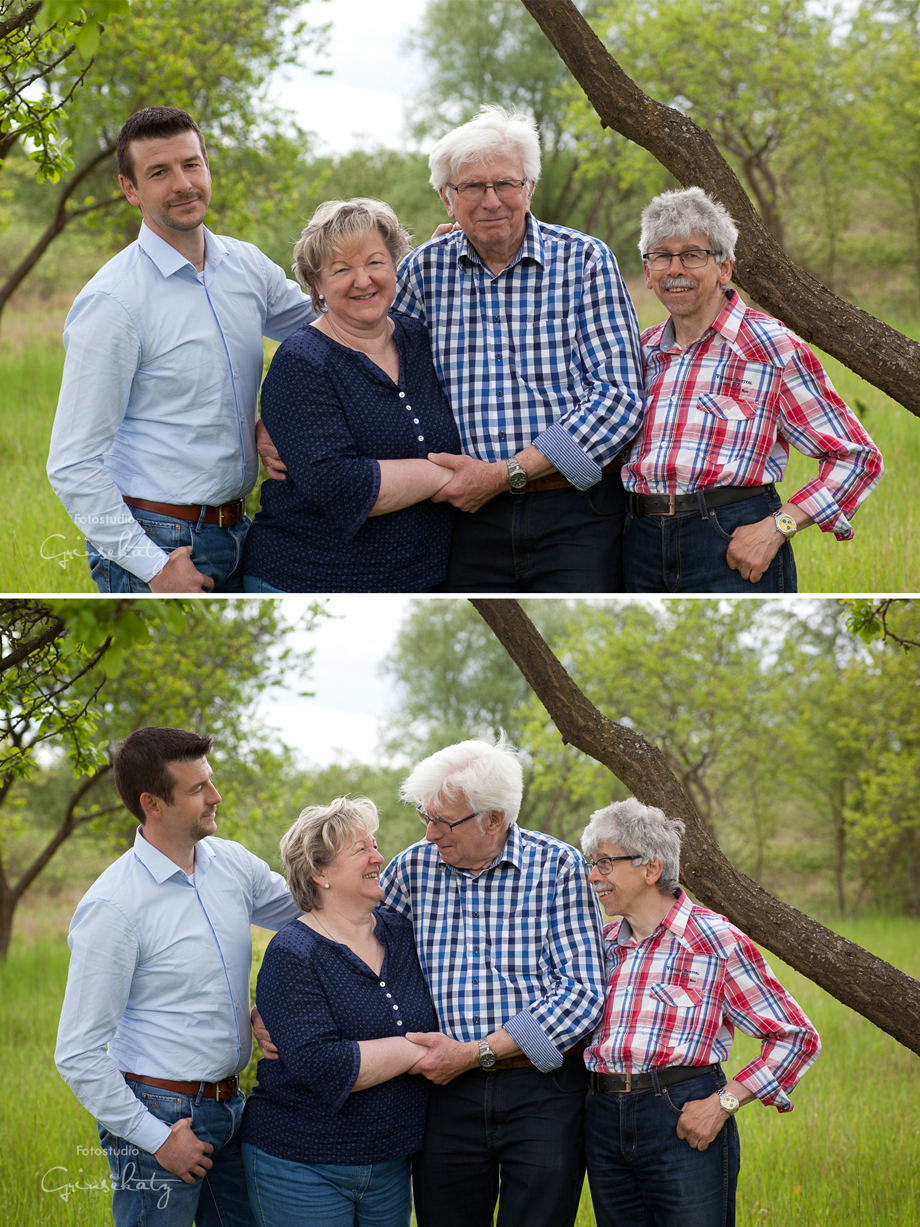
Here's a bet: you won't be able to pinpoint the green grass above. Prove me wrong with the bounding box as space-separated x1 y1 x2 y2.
3 293 919 593
2 913 918 1226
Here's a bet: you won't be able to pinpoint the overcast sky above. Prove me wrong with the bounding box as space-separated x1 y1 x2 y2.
269 0 432 156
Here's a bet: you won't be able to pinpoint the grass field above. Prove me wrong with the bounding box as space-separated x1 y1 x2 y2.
3 288 919 593
2 904 918 1227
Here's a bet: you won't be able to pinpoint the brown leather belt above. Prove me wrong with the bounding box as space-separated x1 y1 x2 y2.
630 484 769 517
523 459 621 495
124 1073 240 1100
123 496 246 528
487 1038 588 1072
587 1063 718 1093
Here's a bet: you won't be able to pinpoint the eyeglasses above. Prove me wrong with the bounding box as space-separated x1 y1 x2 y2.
416 805 484 832
445 179 528 199
585 854 638 874
642 248 722 271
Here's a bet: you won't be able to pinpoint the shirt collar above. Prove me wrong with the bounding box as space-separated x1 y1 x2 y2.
609 888 688 946
137 221 227 277
458 211 544 274
651 287 741 355
132 826 214 882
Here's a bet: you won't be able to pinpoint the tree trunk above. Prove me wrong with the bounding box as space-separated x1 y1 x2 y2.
471 597 920 1058
519 0 920 421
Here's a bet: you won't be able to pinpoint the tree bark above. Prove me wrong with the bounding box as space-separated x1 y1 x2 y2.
471 597 920 1058
520 0 920 421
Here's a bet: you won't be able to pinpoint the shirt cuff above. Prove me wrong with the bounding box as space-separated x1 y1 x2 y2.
734 1063 795 1113
504 1012 563 1072
532 424 603 491
129 1113 174 1155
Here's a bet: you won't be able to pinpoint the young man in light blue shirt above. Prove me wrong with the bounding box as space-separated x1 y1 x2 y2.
55 727 300 1226
47 107 314 594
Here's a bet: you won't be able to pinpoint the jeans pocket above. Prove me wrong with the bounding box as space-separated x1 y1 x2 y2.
134 517 184 550
661 1088 687 1117
705 509 736 543
138 1091 186 1126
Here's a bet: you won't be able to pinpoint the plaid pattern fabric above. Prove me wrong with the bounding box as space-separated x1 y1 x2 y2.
381 824 606 1072
392 214 645 490
624 289 883 539
585 890 821 1112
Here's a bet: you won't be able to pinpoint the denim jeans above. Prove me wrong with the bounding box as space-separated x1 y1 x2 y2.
442 475 626 592
584 1068 741 1227
622 487 797 592
87 507 249 593
97 1081 254 1227
241 1144 411 1227
412 1057 588 1227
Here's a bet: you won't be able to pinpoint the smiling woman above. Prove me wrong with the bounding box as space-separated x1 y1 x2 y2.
240 796 438 1227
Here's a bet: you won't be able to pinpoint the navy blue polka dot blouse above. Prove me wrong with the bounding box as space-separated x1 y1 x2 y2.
240 907 438 1166
242 313 460 592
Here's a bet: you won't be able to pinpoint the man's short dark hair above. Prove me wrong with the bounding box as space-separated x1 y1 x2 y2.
116 107 207 183
113 727 213 823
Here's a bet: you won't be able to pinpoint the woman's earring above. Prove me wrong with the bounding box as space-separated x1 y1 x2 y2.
324 882 330 889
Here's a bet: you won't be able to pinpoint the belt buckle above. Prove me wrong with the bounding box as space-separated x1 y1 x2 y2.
664 493 677 517
217 501 237 528
623 1071 632 1093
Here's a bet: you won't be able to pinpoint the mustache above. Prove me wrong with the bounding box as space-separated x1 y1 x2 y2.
662 277 696 290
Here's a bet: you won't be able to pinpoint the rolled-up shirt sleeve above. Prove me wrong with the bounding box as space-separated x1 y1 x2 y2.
255 942 361 1112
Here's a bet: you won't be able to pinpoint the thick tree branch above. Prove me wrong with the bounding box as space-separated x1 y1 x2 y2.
520 0 920 420
472 597 920 1057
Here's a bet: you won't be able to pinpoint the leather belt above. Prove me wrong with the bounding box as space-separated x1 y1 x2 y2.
630 484 770 517
124 1073 240 1100
587 1063 718 1093
123 496 246 528
522 459 622 495
486 1039 588 1072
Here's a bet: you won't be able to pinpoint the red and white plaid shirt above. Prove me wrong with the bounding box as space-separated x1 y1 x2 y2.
623 289 883 540
585 890 821 1112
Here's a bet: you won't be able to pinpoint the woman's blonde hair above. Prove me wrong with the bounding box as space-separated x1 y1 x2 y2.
280 795 380 911
292 198 412 312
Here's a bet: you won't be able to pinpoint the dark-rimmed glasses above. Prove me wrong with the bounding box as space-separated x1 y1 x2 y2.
445 179 528 199
642 248 722 270
416 805 484 832
585 854 639 874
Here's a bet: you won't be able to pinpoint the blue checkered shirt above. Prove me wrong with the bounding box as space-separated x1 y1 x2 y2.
392 213 645 489
380 823 606 1072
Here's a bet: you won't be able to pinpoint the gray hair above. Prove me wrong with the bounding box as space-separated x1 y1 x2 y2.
292 198 412 312
428 104 542 192
639 186 738 263
280 795 380 911
581 799 686 895
399 733 523 831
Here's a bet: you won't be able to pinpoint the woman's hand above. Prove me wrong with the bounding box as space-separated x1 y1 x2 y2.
256 419 288 481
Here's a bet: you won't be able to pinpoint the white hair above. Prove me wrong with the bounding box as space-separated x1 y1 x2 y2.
428 104 542 192
581 799 686 895
639 186 739 263
399 733 523 831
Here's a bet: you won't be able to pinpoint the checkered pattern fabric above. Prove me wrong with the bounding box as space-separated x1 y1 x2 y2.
585 890 821 1112
624 289 883 539
381 824 606 1072
393 214 645 489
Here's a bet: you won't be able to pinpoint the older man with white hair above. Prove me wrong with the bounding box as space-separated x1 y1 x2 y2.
581 799 821 1227
393 105 645 592
380 736 605 1227
622 185 883 592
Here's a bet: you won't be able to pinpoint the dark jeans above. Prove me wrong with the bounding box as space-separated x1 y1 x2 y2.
412 1057 587 1227
442 474 626 592
87 507 249 593
584 1068 741 1227
622 487 797 592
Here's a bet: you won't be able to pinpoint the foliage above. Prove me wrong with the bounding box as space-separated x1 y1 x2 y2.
0 0 129 183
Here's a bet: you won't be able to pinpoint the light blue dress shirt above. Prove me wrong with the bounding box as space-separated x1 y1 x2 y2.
54 829 300 1155
47 223 314 581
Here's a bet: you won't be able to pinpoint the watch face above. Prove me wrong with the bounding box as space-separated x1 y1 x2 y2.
719 1090 740 1113
775 513 796 537
509 470 528 490
479 1052 497 1068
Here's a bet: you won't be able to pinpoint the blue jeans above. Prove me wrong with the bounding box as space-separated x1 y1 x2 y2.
622 488 797 592
87 507 249 593
241 1144 410 1227
584 1069 741 1227
412 1057 588 1227
442 475 626 592
97 1081 254 1227
242 575 288 593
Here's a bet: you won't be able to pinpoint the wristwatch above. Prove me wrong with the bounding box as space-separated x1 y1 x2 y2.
718 1087 740 1115
773 511 798 540
506 457 529 492
478 1038 497 1069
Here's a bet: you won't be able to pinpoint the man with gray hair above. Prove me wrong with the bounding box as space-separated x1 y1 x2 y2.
580 798 820 1226
380 736 606 1227
622 185 882 592
393 105 645 592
